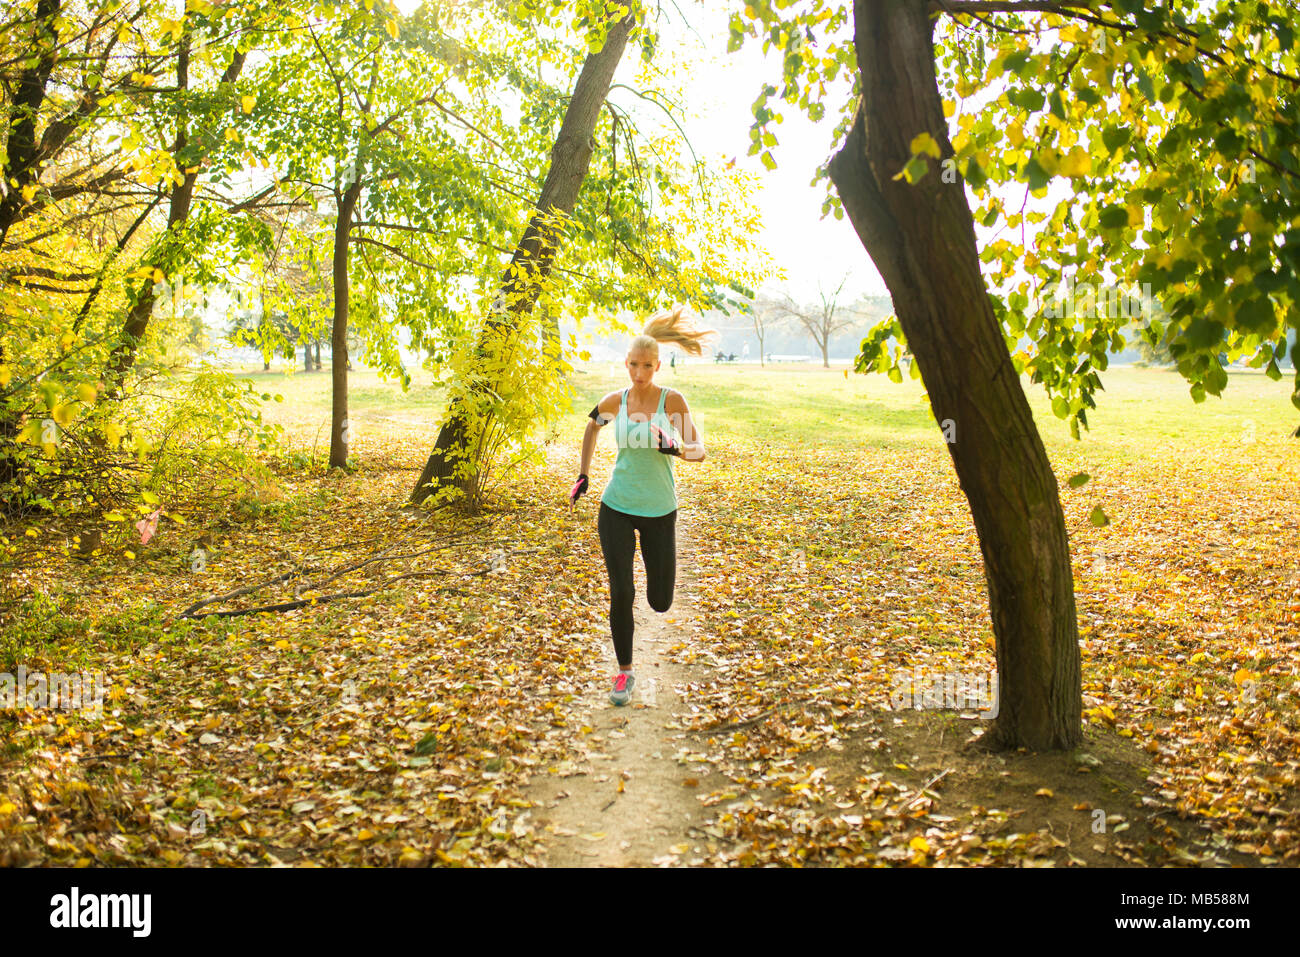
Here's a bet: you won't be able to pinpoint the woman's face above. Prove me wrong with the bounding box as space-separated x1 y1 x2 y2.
625 349 659 387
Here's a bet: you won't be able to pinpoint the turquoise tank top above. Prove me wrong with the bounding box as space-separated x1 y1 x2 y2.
600 386 678 517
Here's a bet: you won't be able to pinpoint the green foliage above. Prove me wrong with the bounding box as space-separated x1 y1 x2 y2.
730 0 1300 435
1 350 283 566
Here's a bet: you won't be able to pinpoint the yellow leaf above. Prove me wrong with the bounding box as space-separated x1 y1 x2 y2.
20 183 37 203
909 131 941 160
385 18 399 40
1036 147 1060 176
908 836 930 853
0 365 11 389
52 402 76 427
274 639 291 650
241 94 256 114
0 802 16 815
398 847 422 865
1035 787 1054 798
152 268 165 284
76 382 98 403
1058 147 1091 177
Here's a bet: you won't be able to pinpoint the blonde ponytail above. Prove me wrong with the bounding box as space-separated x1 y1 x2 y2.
630 304 717 358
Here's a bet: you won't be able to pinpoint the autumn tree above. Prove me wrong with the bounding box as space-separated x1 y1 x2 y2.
411 0 775 506
769 274 867 368
732 0 1300 750
410 5 641 504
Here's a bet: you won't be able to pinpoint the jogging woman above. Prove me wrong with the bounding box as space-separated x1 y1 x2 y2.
567 306 714 705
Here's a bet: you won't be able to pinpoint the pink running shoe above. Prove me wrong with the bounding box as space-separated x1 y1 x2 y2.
610 670 636 706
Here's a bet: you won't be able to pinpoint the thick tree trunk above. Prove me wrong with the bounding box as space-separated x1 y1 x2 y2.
411 11 636 505
313 339 322 372
828 0 1081 750
329 175 364 468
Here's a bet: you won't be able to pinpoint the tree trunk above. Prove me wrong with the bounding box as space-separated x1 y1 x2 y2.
102 42 245 398
304 341 312 372
0 0 60 247
313 339 322 372
827 0 1081 751
0 0 61 510
411 11 636 505
329 174 364 468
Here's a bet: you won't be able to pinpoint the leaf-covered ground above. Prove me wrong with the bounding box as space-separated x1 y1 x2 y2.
1 365 1296 866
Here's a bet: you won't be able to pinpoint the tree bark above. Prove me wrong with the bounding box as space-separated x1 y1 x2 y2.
410 11 636 505
329 173 364 468
0 0 60 248
828 0 1081 750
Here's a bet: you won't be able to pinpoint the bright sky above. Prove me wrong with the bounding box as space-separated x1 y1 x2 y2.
642 2 891 303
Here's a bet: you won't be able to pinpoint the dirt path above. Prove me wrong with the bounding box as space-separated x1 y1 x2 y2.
523 516 732 866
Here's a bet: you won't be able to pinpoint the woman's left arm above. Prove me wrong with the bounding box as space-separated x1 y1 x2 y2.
664 391 706 462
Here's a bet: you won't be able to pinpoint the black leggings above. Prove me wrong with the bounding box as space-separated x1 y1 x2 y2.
597 501 677 668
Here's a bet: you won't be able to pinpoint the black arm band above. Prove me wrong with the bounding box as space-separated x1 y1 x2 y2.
589 405 612 425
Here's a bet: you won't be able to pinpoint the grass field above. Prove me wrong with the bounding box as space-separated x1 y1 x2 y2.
245 358 1299 458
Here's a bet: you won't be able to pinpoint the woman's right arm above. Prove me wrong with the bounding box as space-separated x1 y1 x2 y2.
579 394 616 475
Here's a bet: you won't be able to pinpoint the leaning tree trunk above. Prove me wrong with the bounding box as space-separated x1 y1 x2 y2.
103 41 245 398
329 174 365 468
828 0 1081 750
410 11 637 505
